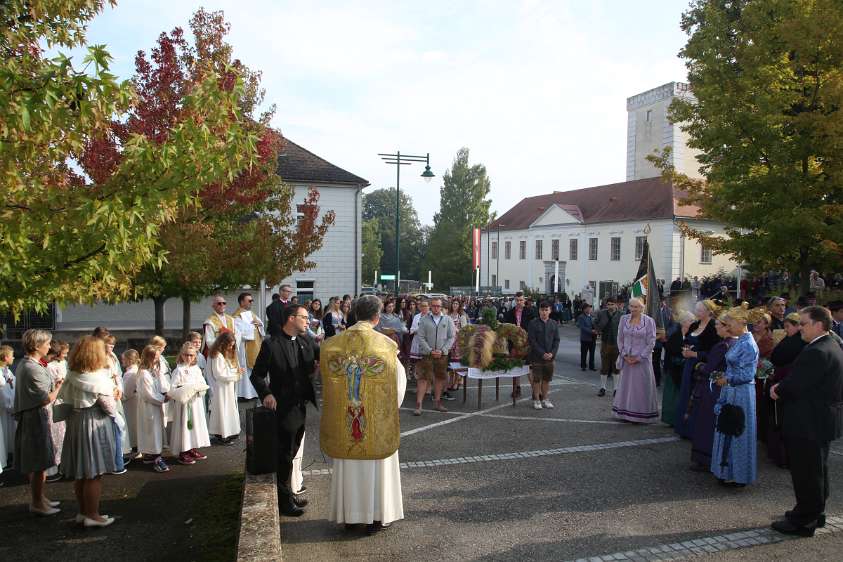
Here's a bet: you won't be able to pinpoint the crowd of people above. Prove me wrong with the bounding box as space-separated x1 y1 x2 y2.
2 279 842 539
576 292 843 537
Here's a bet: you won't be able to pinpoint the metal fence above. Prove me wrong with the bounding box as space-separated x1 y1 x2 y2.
0 305 56 340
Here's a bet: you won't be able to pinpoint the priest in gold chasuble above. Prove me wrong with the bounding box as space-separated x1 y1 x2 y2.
321 295 406 530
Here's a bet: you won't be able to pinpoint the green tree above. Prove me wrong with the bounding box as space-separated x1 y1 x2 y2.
424 148 492 291
361 218 382 286
0 0 258 315
659 0 843 295
363 188 426 281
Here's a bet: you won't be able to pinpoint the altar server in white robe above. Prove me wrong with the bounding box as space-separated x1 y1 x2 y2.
169 343 211 464
120 349 141 454
323 296 406 534
137 345 171 473
233 292 263 400
208 331 242 444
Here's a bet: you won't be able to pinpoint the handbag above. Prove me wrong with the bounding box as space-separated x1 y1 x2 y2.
716 403 745 437
245 405 278 475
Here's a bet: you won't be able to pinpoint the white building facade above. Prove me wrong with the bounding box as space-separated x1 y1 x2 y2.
479 177 736 302
56 139 367 332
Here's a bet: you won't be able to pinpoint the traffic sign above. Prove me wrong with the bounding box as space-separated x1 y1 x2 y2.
380 274 396 281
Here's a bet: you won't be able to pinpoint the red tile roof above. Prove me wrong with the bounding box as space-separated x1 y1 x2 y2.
277 138 370 187
488 176 700 230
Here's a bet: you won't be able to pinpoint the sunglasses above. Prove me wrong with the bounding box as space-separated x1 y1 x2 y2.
215 301 226 306
245 299 253 303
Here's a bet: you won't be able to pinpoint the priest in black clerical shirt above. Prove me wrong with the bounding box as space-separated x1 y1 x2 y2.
251 303 319 516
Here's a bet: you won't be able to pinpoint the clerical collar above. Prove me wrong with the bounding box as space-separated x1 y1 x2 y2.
281 332 297 341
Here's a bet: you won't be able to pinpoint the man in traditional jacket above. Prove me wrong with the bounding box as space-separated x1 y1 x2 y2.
321 295 406 535
233 292 264 399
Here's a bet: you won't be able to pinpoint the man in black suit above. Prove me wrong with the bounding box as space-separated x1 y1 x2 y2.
265 284 294 337
251 303 319 517
770 305 843 537
503 292 536 398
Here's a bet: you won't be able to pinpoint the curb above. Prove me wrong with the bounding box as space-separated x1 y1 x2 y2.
236 472 282 562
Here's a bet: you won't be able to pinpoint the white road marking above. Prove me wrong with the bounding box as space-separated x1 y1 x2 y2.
301 436 680 476
478 413 625 425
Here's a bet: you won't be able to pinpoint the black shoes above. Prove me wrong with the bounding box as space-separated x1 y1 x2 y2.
279 499 305 517
366 521 391 535
784 511 825 528
771 519 816 537
293 494 308 508
597 388 606 397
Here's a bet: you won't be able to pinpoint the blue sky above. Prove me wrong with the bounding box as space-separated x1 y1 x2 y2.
73 0 691 224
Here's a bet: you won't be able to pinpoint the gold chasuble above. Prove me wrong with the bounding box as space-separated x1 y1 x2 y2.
320 322 400 460
204 313 241 369
233 307 262 369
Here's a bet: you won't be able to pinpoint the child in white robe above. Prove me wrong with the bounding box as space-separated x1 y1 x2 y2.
207 331 242 444
45 340 69 481
137 345 171 473
0 345 16 469
170 343 210 465
104 335 131 468
120 349 141 458
189 331 210 415
149 336 172 448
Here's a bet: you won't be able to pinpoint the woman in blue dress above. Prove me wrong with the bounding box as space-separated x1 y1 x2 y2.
711 303 760 487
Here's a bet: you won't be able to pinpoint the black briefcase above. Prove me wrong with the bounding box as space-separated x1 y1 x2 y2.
246 406 278 475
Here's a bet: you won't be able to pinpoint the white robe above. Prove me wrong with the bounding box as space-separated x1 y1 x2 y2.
328 361 407 525
208 354 241 438
137 368 168 455
292 431 305 494
169 364 211 454
0 366 15 464
122 365 139 449
234 310 261 399
108 355 131 455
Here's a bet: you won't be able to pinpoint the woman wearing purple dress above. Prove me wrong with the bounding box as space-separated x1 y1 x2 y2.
612 298 659 423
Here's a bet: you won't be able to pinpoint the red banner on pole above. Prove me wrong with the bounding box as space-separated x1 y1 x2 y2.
472 228 481 270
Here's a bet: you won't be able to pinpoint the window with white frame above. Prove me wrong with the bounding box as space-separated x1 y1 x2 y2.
505 241 511 260
610 237 621 261
492 274 497 287
635 236 646 260
700 243 712 264
569 239 578 261
491 241 498 259
551 239 559 261
589 238 598 261
519 240 526 260
520 280 527 289
535 239 543 260
504 279 510 289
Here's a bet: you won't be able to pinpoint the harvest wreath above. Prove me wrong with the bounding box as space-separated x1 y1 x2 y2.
458 307 529 372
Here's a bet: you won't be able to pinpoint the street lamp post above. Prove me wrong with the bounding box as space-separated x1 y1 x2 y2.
379 151 434 295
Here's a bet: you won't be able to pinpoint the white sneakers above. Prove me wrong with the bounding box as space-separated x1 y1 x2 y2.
75 513 115 527
533 400 543 410
542 399 554 409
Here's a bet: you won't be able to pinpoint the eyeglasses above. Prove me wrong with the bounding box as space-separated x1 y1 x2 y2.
215 301 226 306
293 314 310 319
245 299 253 303
430 304 442 308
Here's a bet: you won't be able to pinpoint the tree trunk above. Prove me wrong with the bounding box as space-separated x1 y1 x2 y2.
798 247 810 297
153 296 167 336
182 295 191 343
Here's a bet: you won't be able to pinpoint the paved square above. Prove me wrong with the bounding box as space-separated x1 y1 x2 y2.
284 326 843 561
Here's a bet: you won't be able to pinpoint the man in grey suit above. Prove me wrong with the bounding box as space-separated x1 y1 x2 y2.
770 305 843 537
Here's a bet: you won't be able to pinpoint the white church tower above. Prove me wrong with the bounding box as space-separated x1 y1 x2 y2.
625 82 703 181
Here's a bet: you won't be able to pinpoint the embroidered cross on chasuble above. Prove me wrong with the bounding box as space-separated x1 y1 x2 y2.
320 323 400 460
